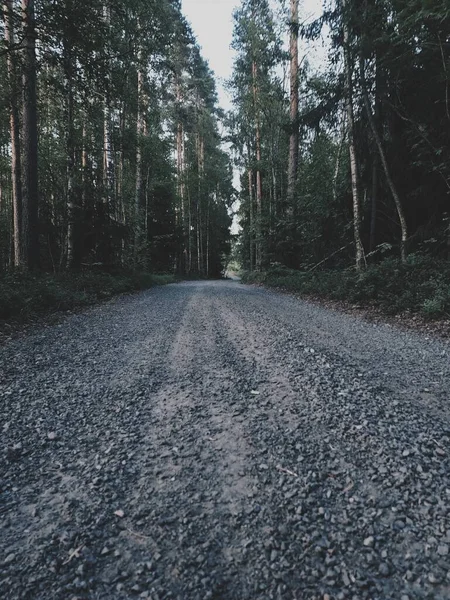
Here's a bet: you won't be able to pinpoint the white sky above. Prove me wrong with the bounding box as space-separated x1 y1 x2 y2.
182 0 326 111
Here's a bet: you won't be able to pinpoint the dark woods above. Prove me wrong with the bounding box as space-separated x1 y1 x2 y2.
230 0 450 273
1 0 450 300
0 0 233 278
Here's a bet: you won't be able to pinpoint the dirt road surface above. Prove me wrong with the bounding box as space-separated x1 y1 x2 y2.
1 280 449 600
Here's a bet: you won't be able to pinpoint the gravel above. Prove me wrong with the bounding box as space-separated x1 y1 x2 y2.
1 279 450 599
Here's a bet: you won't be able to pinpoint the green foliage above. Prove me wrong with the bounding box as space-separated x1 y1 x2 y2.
0 271 177 321
233 0 450 280
242 255 450 319
0 0 232 278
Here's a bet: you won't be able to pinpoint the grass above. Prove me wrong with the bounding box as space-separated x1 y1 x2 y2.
241 254 450 320
0 270 177 322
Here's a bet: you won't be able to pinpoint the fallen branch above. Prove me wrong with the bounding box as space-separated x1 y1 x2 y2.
63 545 84 565
341 480 354 494
308 243 353 272
126 527 152 540
276 465 298 477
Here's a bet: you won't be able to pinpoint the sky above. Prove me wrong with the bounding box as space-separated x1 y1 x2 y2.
182 0 326 112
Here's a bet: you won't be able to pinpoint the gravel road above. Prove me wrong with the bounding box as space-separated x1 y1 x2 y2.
1 280 450 600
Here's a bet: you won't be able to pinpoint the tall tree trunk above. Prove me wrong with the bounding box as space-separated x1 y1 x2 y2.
369 56 380 254
117 104 125 220
21 0 39 270
252 60 263 271
135 66 144 263
197 133 204 274
286 0 299 213
101 3 113 264
4 0 23 268
370 159 378 253
81 121 88 211
176 75 187 274
360 56 408 262
65 48 77 269
342 1 364 271
206 196 210 277
188 186 192 274
332 113 346 204
248 144 254 272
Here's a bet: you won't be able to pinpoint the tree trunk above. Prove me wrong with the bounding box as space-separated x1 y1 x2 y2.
176 75 187 274
360 56 408 262
4 0 23 268
81 122 88 211
135 66 144 263
332 114 346 204
197 133 204 274
252 60 263 271
118 104 125 222
206 196 210 277
248 165 254 272
188 186 192 274
65 48 77 269
286 0 299 212
369 56 381 254
342 0 364 271
21 0 39 270
101 3 113 264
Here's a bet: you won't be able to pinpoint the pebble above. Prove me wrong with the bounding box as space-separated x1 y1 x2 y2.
428 573 442 584
1 281 450 600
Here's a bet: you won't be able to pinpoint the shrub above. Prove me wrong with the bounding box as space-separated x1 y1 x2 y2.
0 271 177 323
242 255 450 320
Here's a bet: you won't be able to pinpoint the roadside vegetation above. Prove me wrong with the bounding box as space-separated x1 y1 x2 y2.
0 271 176 322
242 255 450 320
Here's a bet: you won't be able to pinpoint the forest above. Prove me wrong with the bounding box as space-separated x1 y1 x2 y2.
230 0 450 319
0 0 450 320
0 0 233 314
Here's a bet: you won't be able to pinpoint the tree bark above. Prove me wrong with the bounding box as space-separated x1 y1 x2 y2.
197 132 204 274
360 56 408 262
206 195 210 277
286 0 299 213
332 114 346 204
176 77 187 274
135 66 144 262
252 60 263 271
248 167 254 271
64 47 77 269
101 3 113 264
21 0 39 270
370 158 378 253
4 0 23 267
342 0 364 271
369 56 381 254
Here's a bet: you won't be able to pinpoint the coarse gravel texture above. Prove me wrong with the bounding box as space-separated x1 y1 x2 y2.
1 279 450 600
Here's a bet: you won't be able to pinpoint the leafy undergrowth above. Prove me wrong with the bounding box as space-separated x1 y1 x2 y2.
0 270 177 322
242 255 450 320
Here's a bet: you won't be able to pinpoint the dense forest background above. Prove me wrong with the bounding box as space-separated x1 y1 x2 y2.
0 0 233 278
1 0 450 320
230 0 450 271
